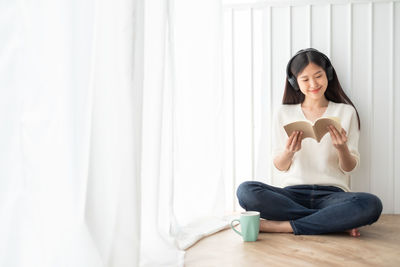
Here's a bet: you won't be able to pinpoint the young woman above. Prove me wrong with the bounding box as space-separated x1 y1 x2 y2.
236 48 382 237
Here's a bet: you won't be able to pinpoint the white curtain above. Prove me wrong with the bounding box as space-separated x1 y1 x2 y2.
1 0 142 266
1 0 231 266
141 0 236 265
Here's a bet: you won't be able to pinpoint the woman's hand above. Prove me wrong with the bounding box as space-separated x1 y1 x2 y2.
327 125 348 151
273 131 303 171
285 131 303 155
327 125 358 172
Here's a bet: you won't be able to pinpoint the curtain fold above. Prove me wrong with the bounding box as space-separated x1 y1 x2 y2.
85 0 142 266
140 0 185 265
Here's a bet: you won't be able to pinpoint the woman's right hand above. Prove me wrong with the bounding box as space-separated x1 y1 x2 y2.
285 131 303 154
273 131 303 171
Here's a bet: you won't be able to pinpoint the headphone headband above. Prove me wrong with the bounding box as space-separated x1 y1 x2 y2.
286 48 334 91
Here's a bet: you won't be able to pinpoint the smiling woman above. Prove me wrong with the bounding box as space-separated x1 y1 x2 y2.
237 48 382 237
283 49 360 130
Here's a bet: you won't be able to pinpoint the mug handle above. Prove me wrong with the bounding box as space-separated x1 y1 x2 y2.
230 219 242 236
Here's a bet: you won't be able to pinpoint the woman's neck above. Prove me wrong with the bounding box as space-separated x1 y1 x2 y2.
301 97 329 109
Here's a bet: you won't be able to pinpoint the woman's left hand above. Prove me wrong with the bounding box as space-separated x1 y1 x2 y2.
327 125 348 151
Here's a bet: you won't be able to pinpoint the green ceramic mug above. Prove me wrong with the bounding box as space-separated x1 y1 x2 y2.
230 211 260 241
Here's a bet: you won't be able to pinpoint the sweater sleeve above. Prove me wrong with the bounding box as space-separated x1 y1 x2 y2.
339 106 360 175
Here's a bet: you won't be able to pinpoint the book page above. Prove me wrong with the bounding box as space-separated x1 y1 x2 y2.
313 117 342 142
283 121 316 140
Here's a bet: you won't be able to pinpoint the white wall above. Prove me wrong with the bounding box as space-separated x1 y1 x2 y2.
223 0 400 214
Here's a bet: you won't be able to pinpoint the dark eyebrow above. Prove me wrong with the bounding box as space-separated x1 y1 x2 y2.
299 70 323 79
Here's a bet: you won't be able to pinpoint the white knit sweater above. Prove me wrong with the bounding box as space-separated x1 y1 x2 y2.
272 101 360 192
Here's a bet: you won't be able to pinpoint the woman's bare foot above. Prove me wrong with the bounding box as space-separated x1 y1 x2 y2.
346 228 360 237
259 219 293 233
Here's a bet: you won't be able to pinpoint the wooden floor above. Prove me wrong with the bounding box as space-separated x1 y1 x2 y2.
185 215 400 267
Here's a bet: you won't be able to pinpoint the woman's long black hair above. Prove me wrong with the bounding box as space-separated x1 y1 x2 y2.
282 50 361 130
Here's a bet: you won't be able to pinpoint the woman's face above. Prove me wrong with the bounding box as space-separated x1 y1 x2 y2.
296 62 328 101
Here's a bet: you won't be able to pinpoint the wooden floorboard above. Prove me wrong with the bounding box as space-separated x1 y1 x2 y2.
184 215 400 267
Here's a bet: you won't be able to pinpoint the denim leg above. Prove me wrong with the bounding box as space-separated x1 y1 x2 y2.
236 181 317 221
291 191 383 235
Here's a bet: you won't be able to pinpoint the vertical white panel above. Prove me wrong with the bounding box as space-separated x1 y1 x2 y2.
222 9 235 211
394 2 400 214
351 3 372 194
348 3 353 100
271 6 290 109
388 1 395 215
308 5 312 47
371 2 393 213
256 7 273 185
271 6 290 187
291 5 311 53
331 4 351 92
231 9 238 212
232 9 253 197
311 5 330 53
250 8 255 181
253 8 263 182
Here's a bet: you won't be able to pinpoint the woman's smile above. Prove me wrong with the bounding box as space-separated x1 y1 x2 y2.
309 87 321 93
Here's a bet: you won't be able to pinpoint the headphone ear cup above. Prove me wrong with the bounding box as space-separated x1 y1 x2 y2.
288 76 300 91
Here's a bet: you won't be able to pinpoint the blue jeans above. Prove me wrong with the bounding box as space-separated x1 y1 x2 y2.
236 181 383 235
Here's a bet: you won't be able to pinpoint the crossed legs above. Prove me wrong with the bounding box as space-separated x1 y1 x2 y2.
237 181 382 236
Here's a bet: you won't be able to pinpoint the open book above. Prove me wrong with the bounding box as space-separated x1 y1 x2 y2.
283 117 342 143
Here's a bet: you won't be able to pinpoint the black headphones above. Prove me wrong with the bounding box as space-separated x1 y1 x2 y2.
286 48 334 91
